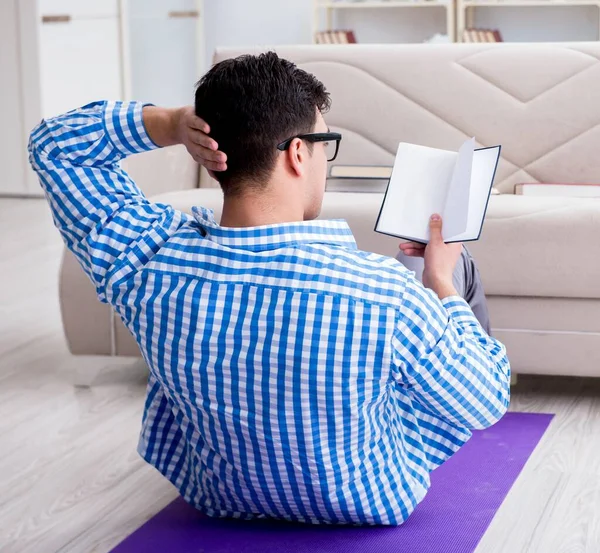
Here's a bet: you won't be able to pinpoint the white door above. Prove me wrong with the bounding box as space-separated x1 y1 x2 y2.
0 0 26 195
38 11 123 118
126 0 201 107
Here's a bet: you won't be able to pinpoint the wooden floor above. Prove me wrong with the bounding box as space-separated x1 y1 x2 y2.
1 197 600 553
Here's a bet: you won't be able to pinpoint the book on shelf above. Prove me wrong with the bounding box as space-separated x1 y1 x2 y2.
329 165 392 179
315 30 357 44
515 183 600 197
375 138 501 244
463 28 503 43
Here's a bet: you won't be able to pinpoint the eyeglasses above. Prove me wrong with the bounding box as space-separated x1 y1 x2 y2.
277 132 342 162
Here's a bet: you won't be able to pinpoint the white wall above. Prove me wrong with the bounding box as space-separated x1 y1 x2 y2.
203 0 312 68
203 0 599 67
0 0 26 195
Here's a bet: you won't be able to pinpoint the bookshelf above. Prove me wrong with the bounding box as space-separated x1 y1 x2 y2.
313 0 456 43
456 0 600 42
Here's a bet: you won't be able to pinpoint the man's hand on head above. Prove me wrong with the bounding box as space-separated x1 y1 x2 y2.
142 105 227 174
174 106 227 173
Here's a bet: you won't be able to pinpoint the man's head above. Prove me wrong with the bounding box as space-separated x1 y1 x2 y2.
194 52 335 220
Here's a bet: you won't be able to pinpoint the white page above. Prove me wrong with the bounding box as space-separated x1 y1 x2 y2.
442 138 475 240
448 146 501 242
376 143 457 243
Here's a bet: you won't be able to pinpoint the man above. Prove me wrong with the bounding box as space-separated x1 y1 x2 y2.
29 52 510 526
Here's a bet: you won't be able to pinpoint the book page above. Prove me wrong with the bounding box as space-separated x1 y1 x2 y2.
448 145 501 242
375 143 457 243
443 138 475 240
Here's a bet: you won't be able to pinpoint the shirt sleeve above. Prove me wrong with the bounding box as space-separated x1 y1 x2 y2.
28 101 189 303
391 276 511 430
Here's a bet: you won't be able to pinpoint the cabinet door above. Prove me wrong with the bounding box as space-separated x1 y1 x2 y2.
0 0 26 195
39 17 123 118
127 2 199 107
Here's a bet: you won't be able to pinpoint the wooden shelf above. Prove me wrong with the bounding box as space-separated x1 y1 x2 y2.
456 0 600 41
315 0 600 46
461 0 600 6
313 0 455 42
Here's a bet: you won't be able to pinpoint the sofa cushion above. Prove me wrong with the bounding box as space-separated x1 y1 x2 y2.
151 190 600 300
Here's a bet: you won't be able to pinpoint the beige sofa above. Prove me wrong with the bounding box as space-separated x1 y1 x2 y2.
60 43 600 379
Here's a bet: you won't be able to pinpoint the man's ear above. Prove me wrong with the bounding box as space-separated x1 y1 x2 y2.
285 138 304 178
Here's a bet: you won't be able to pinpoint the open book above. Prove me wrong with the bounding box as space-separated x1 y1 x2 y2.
375 138 501 244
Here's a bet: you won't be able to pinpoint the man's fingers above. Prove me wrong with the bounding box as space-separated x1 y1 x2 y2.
189 130 219 151
191 144 227 163
188 116 211 134
194 156 227 172
403 249 425 258
428 214 444 245
399 242 425 251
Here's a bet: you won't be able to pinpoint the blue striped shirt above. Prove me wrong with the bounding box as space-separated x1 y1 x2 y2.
29 101 511 526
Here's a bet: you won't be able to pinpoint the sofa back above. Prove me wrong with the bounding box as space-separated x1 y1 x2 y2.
204 43 600 194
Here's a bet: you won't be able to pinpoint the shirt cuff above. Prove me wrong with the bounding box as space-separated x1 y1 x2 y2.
103 101 159 156
440 295 480 327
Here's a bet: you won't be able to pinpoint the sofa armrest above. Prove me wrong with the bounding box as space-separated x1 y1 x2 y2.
60 249 113 355
60 248 146 357
468 195 600 298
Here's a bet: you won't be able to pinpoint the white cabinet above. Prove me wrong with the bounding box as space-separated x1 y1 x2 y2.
39 18 123 118
0 0 204 197
38 1 124 118
125 0 203 107
0 0 26 195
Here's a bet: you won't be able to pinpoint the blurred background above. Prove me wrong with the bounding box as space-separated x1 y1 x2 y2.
3 2 600 553
2 0 600 198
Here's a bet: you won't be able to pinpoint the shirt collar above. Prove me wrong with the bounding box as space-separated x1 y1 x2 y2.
192 206 358 252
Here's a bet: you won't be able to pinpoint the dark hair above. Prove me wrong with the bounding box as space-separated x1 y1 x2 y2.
194 52 331 196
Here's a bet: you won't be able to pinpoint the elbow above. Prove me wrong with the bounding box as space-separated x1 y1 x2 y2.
27 127 40 168
474 396 510 431
472 357 512 430
27 119 49 169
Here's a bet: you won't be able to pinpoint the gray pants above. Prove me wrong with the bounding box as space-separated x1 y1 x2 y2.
396 246 491 335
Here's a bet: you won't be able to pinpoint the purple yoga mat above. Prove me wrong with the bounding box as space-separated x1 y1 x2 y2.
111 412 553 553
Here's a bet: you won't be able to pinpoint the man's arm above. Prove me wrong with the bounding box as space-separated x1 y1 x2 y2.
392 215 511 430
392 279 510 430
28 101 223 303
